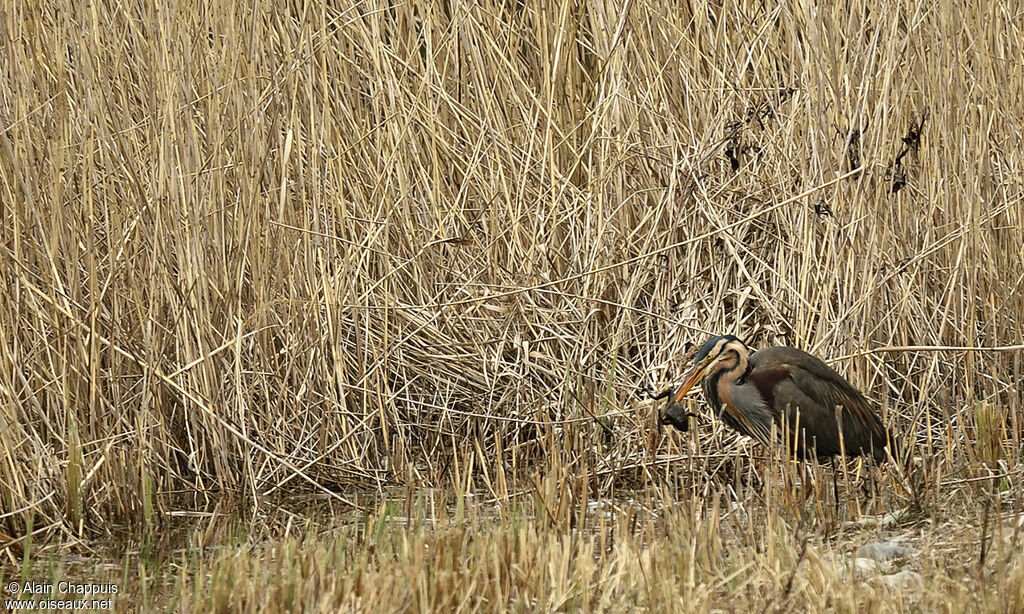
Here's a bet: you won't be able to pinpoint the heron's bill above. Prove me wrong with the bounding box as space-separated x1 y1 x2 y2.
671 356 712 404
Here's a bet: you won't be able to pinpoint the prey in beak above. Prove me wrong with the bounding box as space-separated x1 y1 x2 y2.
660 352 715 432
661 401 695 431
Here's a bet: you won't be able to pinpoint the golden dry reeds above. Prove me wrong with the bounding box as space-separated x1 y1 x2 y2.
0 0 1022 610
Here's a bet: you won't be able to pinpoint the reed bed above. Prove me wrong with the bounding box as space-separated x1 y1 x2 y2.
1 0 1022 610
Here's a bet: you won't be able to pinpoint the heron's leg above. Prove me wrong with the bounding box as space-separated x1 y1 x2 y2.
862 460 882 512
832 462 840 518
810 460 827 519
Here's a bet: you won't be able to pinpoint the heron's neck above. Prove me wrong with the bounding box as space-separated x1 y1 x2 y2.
719 349 749 384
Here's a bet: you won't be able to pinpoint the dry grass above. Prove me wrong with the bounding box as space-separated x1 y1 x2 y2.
1 0 1022 611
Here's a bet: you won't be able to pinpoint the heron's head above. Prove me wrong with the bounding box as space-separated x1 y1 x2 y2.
661 335 748 431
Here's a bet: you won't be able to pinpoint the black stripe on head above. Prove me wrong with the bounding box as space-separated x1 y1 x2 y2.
693 334 743 364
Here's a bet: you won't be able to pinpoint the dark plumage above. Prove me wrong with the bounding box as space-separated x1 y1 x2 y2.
662 335 893 462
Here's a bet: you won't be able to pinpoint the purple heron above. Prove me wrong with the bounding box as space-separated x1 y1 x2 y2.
662 335 893 462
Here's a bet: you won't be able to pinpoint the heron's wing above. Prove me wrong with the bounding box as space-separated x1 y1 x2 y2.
792 364 886 441
750 347 889 445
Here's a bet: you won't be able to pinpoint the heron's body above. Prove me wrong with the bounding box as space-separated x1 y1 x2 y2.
663 336 892 462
